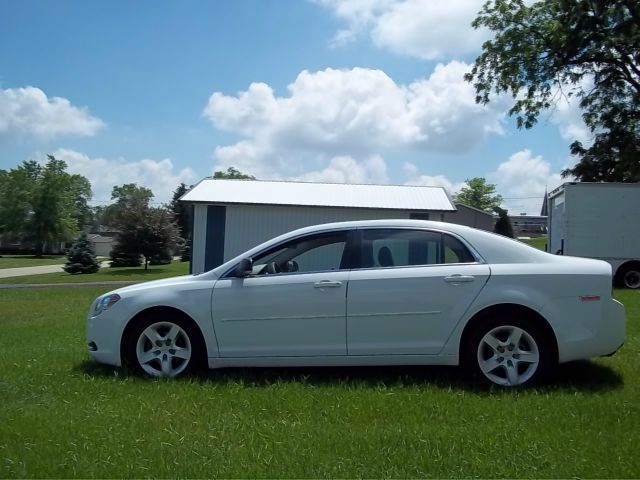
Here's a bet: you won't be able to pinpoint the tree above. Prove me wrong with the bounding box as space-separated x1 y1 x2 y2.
0 156 92 255
212 166 256 180
63 231 100 274
106 184 180 270
493 207 515 238
169 183 192 240
455 177 503 211
465 0 640 181
138 208 181 269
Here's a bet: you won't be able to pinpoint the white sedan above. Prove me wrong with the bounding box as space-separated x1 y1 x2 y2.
87 220 626 387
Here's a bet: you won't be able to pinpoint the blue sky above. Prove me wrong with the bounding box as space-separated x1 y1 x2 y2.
0 0 587 213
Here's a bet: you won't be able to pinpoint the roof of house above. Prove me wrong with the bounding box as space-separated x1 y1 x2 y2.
453 202 494 217
180 179 456 212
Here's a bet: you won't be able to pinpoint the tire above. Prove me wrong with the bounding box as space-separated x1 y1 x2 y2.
616 263 640 289
125 312 205 378
464 315 554 387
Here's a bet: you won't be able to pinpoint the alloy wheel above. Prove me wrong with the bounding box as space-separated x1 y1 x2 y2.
477 325 540 386
135 321 192 378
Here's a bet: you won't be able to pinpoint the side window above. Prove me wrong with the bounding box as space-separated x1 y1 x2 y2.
443 234 475 263
359 229 475 268
251 232 348 275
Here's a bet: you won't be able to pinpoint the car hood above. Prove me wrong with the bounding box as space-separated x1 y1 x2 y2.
110 272 219 296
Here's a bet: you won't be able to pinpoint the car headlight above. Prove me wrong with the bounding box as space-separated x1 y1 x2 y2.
93 293 121 316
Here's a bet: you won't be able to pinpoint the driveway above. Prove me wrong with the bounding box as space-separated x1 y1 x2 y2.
0 261 111 279
0 264 67 279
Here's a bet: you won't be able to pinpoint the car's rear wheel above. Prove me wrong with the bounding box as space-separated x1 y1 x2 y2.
466 316 553 387
126 313 205 378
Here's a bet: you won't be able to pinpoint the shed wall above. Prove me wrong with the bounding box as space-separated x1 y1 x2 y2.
443 205 494 231
222 204 414 262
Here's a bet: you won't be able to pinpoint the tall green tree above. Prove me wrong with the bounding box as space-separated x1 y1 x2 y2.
212 166 256 179
0 156 92 255
465 0 640 181
106 184 180 270
455 177 503 212
169 183 192 240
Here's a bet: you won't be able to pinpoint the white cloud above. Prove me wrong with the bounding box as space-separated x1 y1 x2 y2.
401 151 568 215
292 155 388 183
52 148 197 204
491 149 563 214
402 162 465 195
0 87 105 140
204 64 507 178
317 0 488 59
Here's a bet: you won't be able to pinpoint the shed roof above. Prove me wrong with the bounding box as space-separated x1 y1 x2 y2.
180 179 456 211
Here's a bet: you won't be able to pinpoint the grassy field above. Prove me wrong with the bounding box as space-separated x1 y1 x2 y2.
0 255 66 269
0 261 189 284
0 286 638 478
519 236 548 251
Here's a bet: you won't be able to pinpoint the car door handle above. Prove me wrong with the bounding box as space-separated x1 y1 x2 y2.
313 280 343 288
444 275 475 283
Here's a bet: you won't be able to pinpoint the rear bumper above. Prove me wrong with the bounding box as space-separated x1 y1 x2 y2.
556 298 626 363
600 299 626 357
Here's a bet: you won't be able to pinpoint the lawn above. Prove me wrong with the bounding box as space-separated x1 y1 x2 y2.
0 255 66 269
0 261 189 284
519 236 548 251
0 287 638 478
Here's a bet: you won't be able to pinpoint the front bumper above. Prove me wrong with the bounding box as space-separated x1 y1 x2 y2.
86 309 124 367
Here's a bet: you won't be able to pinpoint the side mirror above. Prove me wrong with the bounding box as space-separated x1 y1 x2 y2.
234 258 253 277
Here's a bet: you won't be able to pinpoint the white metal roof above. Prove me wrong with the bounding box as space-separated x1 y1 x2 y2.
180 179 456 211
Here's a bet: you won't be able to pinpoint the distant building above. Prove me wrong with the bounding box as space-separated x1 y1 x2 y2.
88 233 116 257
510 215 548 237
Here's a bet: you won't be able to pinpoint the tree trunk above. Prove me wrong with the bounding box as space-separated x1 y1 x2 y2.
144 257 148 271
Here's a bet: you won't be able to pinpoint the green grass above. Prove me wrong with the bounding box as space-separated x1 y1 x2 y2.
0 261 189 284
0 287 639 477
519 236 548 251
0 255 65 269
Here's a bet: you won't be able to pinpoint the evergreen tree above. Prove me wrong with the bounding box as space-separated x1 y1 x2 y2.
493 207 515 238
63 231 100 274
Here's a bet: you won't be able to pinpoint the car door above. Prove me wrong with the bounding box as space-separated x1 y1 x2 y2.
346 228 490 355
211 230 353 357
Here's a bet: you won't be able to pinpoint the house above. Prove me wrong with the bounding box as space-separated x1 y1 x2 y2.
88 233 116 257
180 179 458 274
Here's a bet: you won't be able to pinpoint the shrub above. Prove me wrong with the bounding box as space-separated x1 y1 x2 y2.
148 249 173 265
109 242 142 267
181 237 191 262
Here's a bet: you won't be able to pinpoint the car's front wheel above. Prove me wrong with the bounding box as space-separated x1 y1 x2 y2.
126 313 205 378
466 316 553 387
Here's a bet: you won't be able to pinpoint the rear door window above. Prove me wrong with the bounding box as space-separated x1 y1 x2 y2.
358 229 475 268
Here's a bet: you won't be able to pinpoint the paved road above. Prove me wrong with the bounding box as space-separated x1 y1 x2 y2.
0 261 111 279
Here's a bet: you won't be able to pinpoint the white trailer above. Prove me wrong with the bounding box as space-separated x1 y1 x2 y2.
548 182 640 289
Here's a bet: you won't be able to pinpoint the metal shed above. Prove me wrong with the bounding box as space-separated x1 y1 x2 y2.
180 179 457 274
